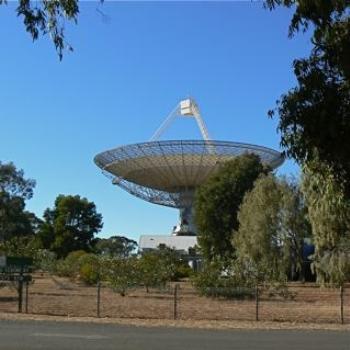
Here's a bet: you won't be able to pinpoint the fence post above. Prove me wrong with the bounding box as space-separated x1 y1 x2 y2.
255 285 259 322
18 275 23 313
173 284 179 320
25 281 29 314
97 281 101 318
340 285 344 325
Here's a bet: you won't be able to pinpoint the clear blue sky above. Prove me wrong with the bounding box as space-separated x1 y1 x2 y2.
0 2 311 242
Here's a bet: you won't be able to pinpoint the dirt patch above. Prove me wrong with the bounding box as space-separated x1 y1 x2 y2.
0 273 349 326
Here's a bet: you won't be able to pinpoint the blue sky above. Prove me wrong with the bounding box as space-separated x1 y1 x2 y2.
0 2 312 242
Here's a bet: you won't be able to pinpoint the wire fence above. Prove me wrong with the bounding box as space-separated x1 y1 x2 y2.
0 273 349 324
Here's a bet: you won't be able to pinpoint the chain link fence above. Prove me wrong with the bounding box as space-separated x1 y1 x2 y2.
0 274 349 324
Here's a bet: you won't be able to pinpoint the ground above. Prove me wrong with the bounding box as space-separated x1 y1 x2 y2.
0 273 349 328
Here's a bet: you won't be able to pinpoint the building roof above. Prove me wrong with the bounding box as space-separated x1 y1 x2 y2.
139 235 197 252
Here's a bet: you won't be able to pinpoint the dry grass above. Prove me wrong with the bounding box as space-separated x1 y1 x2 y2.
0 273 349 327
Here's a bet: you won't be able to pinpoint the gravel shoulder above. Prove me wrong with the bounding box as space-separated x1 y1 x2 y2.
0 312 348 332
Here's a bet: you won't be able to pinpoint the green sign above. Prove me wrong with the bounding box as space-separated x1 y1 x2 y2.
0 256 33 274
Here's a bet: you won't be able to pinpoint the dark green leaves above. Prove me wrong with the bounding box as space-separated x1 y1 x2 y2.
2 0 80 60
194 154 267 263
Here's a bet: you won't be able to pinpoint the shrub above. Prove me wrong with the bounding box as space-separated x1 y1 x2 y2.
34 249 57 273
102 257 139 296
173 261 193 280
55 250 87 278
78 254 101 285
191 261 255 299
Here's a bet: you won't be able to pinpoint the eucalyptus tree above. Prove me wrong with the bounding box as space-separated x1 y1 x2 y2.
194 154 267 263
233 175 310 284
0 161 38 241
302 161 350 285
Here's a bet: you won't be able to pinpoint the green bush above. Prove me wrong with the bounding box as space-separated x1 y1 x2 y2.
34 249 57 272
78 254 101 285
191 261 254 299
101 257 139 296
137 252 170 292
173 261 193 280
55 250 87 278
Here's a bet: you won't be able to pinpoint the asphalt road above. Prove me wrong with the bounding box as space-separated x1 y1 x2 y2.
0 320 348 350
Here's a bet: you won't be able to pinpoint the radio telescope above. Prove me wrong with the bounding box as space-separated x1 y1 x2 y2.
94 99 284 236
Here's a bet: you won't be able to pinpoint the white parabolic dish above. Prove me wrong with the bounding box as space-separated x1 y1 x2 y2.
94 99 284 235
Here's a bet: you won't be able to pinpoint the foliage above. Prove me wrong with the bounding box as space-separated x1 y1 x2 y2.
55 250 87 278
0 235 57 272
302 162 350 285
0 161 35 199
279 177 312 280
268 55 350 194
0 235 38 257
54 250 102 285
0 162 39 241
194 154 267 263
156 245 192 281
266 1 350 196
34 249 57 272
265 0 350 81
266 1 350 284
101 257 139 296
174 261 192 280
137 252 170 292
137 246 191 292
94 235 137 258
0 0 80 60
233 175 310 284
39 194 103 258
191 260 255 299
78 253 101 285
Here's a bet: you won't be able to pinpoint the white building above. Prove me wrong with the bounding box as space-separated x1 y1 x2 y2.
138 235 197 254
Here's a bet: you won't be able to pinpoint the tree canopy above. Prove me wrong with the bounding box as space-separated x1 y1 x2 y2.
194 153 267 262
94 235 137 258
302 161 350 285
0 161 38 241
38 194 103 257
266 0 350 284
1 0 79 60
233 175 310 284
266 0 350 194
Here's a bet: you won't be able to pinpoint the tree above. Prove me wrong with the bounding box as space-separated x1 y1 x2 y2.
233 175 310 285
266 0 350 284
55 250 87 278
194 154 267 263
266 1 350 195
94 236 137 258
279 177 312 280
265 1 350 78
0 161 35 199
137 252 171 293
302 161 350 285
0 235 37 257
102 257 139 296
77 253 101 285
39 194 103 257
0 161 38 241
1 0 79 60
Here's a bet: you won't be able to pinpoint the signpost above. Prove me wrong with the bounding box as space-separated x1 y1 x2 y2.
0 256 6 268
0 256 33 313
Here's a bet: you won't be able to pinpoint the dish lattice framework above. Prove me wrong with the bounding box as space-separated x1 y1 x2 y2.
94 139 284 208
